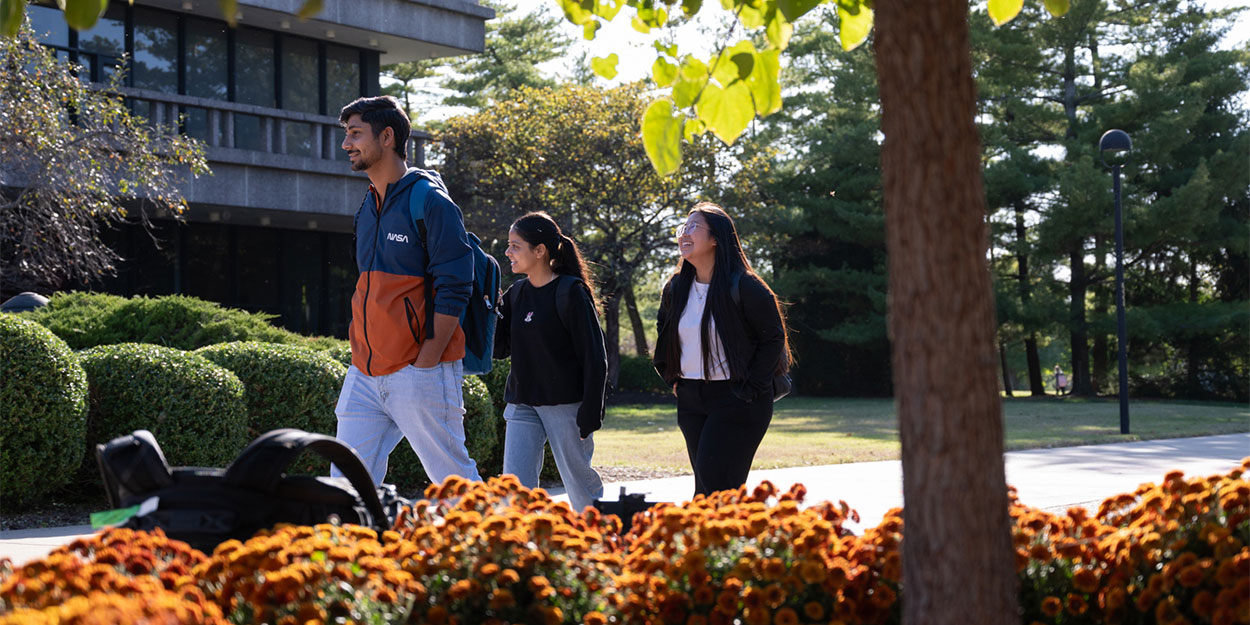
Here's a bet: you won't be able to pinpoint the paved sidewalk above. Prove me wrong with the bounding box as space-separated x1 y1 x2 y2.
2 433 1246 566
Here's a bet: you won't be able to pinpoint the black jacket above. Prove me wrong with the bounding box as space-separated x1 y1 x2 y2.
653 271 786 402
494 276 608 438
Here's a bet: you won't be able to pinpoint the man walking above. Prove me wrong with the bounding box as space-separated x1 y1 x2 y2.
332 95 481 486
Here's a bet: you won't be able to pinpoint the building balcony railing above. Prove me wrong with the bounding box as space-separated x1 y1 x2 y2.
112 85 431 168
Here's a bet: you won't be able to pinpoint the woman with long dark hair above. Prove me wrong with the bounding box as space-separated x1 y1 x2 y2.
494 211 607 511
653 202 791 497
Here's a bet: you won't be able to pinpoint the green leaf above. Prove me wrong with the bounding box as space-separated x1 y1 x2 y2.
652 57 678 87
765 10 793 50
584 19 601 40
680 57 709 80
695 80 753 145
296 0 322 19
730 51 754 80
738 2 766 29
57 0 108 31
745 48 781 116
713 40 755 86
595 0 624 20
777 0 820 23
642 99 685 176
683 118 706 141
653 41 679 57
1043 0 1070 17
217 0 238 27
987 0 1023 26
591 53 619 79
631 14 651 33
1 0 26 38
838 1 873 51
681 0 703 18
558 0 595 25
673 71 703 108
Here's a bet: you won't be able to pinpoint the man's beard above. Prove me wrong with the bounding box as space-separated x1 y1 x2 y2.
350 151 377 171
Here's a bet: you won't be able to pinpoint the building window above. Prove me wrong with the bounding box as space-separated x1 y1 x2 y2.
185 18 228 100
132 8 178 92
281 35 319 157
28 5 69 49
75 4 125 82
326 45 361 114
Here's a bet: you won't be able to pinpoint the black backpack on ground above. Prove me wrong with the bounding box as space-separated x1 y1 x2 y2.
95 429 409 553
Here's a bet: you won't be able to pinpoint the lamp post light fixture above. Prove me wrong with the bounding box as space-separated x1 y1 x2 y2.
1099 129 1131 434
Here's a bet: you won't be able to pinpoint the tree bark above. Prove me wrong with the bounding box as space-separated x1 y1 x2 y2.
1092 235 1109 393
623 280 650 357
602 286 622 390
1013 199 1045 395
1069 246 1094 396
1000 341 1014 396
874 1 1018 623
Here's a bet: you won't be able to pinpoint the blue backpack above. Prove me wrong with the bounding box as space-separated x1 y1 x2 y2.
409 177 502 376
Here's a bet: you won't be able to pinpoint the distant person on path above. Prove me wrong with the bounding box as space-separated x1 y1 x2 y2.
494 212 607 511
331 96 481 486
1054 365 1069 397
653 202 791 498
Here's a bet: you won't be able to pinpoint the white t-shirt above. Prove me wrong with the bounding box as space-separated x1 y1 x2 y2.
678 281 730 380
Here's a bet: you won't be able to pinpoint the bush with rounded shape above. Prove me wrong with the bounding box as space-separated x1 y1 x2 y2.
196 342 346 474
26 293 302 351
19 292 128 350
79 344 248 473
0 314 88 507
383 374 501 492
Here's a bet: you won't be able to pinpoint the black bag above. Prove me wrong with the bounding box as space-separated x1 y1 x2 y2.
96 429 409 553
593 487 666 533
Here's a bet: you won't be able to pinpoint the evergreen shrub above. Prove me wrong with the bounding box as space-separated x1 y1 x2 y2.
196 342 346 474
26 293 301 350
0 314 89 507
79 344 249 476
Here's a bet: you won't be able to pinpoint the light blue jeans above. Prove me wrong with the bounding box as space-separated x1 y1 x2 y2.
503 402 604 512
332 362 481 487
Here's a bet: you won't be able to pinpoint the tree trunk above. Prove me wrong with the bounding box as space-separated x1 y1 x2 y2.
874 1 1018 622
1092 235 1109 393
1000 341 1014 396
602 288 622 390
623 280 650 357
1069 246 1094 396
1013 199 1045 395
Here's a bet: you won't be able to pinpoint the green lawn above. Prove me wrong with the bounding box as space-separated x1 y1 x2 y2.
594 397 1250 472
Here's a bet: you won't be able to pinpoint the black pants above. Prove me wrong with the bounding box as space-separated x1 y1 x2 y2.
676 379 773 497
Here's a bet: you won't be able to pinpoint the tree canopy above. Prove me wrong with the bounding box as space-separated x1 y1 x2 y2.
0 19 208 297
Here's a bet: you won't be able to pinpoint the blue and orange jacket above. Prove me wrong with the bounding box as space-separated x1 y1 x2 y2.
349 168 474 376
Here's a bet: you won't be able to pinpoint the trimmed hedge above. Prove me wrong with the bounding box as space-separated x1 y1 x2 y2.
384 374 501 493
0 314 89 507
196 342 346 475
79 344 249 475
24 293 302 350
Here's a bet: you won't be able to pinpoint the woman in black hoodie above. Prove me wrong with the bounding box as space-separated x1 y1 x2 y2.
653 202 791 497
494 212 607 511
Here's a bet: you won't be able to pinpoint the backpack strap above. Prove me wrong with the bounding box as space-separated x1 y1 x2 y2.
554 274 581 330
222 429 388 528
507 275 580 330
408 181 435 340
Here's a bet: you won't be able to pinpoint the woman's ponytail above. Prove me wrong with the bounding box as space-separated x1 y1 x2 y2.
511 212 600 313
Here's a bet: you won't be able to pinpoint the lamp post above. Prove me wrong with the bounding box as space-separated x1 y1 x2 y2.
1099 129 1131 434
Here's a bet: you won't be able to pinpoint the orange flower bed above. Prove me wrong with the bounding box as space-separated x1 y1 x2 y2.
1 461 1245 625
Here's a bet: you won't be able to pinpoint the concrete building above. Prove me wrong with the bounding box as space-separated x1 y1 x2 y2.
25 0 491 336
